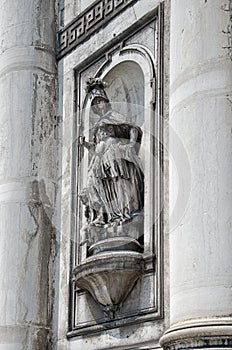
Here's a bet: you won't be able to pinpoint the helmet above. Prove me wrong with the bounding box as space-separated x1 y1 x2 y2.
85 77 109 104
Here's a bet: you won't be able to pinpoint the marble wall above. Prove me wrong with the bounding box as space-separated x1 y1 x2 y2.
0 0 57 349
1 0 231 349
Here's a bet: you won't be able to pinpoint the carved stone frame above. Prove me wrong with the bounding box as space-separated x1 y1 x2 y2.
65 3 165 338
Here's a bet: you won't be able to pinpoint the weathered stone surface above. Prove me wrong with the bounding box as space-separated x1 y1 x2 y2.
0 0 57 349
161 1 232 349
3 0 231 349
74 252 144 318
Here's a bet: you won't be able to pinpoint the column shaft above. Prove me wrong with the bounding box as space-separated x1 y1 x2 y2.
161 0 232 349
0 1 57 349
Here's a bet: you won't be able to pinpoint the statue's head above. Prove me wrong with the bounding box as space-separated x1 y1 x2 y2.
85 77 111 116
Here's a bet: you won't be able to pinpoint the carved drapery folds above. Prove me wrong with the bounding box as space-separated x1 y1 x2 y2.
79 78 144 228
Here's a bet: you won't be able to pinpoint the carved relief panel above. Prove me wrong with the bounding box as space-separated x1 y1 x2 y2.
68 6 164 337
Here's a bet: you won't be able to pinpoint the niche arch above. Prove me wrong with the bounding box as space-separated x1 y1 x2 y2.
79 45 158 255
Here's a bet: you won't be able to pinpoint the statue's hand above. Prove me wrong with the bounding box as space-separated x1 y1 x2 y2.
79 136 85 145
79 136 94 151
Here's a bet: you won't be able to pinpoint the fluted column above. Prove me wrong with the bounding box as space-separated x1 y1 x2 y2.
0 0 57 349
161 1 232 349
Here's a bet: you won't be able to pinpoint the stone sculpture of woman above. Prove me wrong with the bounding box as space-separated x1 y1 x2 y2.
79 77 144 227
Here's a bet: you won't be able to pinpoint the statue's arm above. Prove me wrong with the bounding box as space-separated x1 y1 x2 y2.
79 136 95 151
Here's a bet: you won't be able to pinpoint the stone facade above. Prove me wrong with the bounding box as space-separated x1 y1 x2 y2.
0 0 57 349
0 0 231 350
56 1 170 348
161 1 232 349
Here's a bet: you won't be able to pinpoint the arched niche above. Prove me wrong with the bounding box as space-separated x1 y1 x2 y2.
101 61 144 126
79 44 157 259
96 44 155 125
81 44 155 126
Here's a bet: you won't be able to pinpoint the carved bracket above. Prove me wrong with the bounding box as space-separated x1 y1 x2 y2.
73 252 144 318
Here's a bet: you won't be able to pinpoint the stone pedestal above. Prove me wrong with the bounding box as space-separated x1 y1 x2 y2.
161 1 232 349
0 1 56 349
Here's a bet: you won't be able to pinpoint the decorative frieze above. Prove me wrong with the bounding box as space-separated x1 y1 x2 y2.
58 0 137 59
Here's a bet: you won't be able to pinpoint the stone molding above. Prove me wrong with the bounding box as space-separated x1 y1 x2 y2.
57 0 137 59
160 319 232 350
69 15 165 333
57 2 168 341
